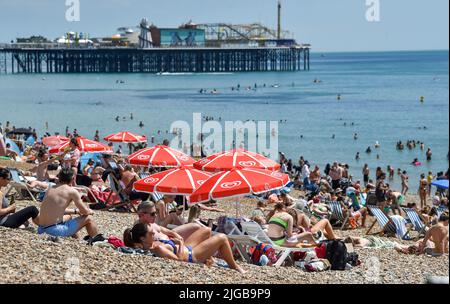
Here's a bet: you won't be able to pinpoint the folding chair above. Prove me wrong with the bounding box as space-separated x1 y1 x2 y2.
402 207 427 238
241 221 313 267
367 206 412 240
5 168 37 202
326 200 349 230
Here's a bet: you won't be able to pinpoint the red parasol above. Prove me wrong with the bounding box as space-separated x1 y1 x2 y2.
127 145 195 168
48 137 113 154
133 166 212 196
194 149 280 172
189 168 289 204
104 131 147 143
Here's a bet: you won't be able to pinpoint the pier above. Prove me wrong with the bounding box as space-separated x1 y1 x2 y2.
0 45 310 74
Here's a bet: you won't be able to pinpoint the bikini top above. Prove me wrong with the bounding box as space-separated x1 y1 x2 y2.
159 239 177 254
268 216 289 230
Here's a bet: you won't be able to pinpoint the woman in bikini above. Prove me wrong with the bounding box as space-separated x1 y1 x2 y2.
267 203 318 248
285 208 338 240
419 173 428 209
123 223 246 273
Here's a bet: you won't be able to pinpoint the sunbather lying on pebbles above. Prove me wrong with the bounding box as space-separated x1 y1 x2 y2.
124 222 247 273
345 211 448 256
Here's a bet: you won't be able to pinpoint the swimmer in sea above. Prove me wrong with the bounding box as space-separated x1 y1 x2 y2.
355 152 360 160
139 121 144 128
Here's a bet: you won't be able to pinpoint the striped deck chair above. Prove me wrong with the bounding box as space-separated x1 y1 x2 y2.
5 168 37 202
402 208 427 238
436 205 448 219
367 206 412 240
327 201 349 230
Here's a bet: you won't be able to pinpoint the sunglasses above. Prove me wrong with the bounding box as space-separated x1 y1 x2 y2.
143 211 157 217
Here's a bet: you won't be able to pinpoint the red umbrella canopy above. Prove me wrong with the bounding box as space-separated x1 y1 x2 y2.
48 137 113 154
104 131 147 143
133 166 212 195
189 168 289 204
193 149 281 172
127 145 195 168
42 135 69 147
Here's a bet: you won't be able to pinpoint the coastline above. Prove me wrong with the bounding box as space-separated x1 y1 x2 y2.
0 157 448 284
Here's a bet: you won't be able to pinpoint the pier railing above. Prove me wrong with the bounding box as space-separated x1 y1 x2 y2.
0 44 310 74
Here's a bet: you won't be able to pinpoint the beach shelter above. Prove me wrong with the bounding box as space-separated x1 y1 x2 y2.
104 131 147 143
42 135 69 147
48 137 113 154
133 166 212 196
127 145 194 168
193 149 280 173
431 179 449 190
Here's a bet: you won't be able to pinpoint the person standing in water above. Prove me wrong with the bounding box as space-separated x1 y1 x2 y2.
426 148 432 161
362 164 370 186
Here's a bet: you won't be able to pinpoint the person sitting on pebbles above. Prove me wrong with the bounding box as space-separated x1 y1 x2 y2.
266 202 321 248
0 168 40 229
124 222 247 273
34 167 104 243
394 211 449 257
136 201 212 248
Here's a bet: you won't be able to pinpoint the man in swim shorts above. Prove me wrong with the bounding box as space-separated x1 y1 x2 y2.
34 168 103 241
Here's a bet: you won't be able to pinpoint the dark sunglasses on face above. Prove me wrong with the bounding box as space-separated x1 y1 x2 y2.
143 211 157 217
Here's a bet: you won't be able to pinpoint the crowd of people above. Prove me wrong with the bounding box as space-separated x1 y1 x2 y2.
1 125 449 272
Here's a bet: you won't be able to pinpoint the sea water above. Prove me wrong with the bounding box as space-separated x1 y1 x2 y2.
0 50 448 190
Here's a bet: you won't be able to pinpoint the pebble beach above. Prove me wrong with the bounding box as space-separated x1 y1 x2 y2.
0 160 448 285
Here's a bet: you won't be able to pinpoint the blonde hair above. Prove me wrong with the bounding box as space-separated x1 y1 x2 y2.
188 205 201 223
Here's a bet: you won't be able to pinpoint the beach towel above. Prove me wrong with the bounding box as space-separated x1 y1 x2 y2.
363 236 396 249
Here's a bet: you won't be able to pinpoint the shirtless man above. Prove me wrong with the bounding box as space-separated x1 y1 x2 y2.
135 201 211 247
120 165 149 201
418 212 449 256
34 168 103 241
0 131 6 157
31 150 59 182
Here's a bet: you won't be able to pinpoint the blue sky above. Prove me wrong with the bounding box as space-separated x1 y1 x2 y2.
0 0 448 52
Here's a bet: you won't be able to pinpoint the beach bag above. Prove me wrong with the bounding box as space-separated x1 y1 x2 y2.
250 243 278 266
346 252 360 267
321 240 348 270
304 259 331 272
216 217 243 234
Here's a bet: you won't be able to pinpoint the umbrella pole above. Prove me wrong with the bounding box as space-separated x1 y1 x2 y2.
235 197 241 218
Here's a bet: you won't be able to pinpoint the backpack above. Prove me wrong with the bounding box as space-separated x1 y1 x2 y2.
250 243 278 266
321 240 348 270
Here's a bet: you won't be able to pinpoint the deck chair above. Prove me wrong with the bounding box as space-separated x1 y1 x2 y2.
241 221 312 267
402 207 427 238
5 168 37 202
326 201 349 230
436 206 448 219
366 206 412 240
227 234 261 263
